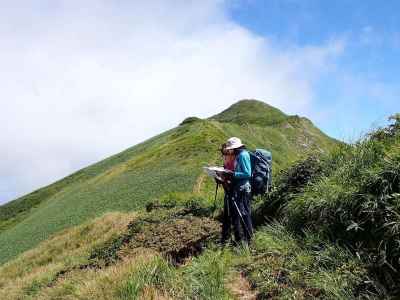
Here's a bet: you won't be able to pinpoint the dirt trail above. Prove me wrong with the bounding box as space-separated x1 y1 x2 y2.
193 155 218 193
193 172 207 193
227 272 258 300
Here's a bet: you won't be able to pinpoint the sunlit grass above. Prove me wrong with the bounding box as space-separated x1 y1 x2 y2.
0 212 135 299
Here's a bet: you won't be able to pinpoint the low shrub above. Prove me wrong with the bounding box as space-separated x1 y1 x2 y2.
253 155 324 225
146 192 219 217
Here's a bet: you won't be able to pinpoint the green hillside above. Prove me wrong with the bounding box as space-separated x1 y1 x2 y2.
0 99 338 264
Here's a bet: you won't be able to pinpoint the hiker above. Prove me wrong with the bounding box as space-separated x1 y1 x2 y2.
228 137 253 244
218 143 235 245
220 137 253 245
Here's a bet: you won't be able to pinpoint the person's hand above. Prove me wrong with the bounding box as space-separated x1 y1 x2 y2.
222 172 233 181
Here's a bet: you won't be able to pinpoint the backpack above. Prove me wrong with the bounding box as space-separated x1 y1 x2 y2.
250 149 272 196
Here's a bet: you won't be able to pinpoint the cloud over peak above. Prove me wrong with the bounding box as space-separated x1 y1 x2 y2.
0 1 344 203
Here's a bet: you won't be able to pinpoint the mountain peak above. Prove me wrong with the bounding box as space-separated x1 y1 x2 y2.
210 99 288 127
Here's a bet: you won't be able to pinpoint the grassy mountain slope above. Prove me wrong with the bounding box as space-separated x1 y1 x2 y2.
0 99 338 264
0 208 369 299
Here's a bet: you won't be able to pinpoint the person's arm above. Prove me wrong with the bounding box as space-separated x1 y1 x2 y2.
234 152 251 179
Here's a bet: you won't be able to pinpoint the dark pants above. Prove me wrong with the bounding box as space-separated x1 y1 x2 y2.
221 191 234 243
221 184 253 244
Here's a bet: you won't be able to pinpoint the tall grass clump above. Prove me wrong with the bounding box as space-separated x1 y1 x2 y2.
118 247 236 299
118 255 178 299
284 115 400 293
119 248 235 299
242 224 372 299
181 249 233 299
253 155 324 225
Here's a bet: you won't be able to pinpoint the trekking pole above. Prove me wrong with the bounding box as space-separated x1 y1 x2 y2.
232 199 252 239
213 183 219 210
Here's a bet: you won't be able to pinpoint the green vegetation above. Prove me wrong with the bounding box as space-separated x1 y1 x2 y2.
0 99 337 265
210 99 288 127
0 212 136 299
284 116 400 294
1 100 398 298
0 121 224 264
255 114 400 297
117 256 176 299
241 224 370 299
89 204 220 268
0 200 370 299
253 154 324 225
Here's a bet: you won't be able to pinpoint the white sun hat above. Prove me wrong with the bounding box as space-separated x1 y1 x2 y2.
225 137 245 150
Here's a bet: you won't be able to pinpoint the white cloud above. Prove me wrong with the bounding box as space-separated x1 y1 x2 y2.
0 0 343 204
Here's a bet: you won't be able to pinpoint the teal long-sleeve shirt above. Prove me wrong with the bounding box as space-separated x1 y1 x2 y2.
234 150 252 183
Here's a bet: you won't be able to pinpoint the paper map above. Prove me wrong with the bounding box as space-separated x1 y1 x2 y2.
203 166 233 181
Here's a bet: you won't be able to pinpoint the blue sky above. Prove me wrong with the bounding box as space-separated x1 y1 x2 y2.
228 0 399 140
0 0 398 204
